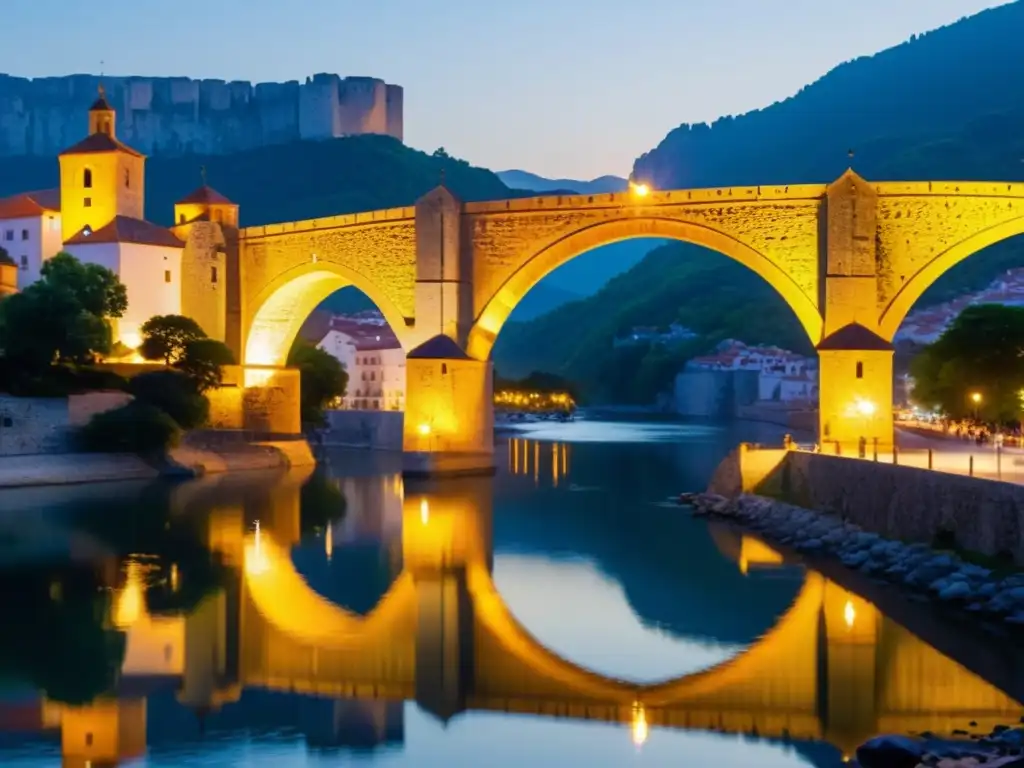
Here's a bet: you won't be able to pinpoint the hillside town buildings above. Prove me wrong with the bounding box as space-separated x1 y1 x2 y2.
685 339 818 403
315 310 405 411
896 268 1024 344
0 86 232 350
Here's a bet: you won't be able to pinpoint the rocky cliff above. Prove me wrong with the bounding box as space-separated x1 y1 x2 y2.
0 72 403 157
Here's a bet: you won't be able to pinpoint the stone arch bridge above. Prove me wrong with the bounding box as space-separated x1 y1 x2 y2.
232 173 1024 473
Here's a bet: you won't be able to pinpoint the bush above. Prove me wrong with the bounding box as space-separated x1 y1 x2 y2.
127 369 209 430
76 402 181 455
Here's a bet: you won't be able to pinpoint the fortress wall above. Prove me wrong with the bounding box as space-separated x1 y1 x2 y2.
0 72 405 157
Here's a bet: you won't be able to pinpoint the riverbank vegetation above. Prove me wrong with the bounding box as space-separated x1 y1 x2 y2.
909 304 1024 423
288 340 349 427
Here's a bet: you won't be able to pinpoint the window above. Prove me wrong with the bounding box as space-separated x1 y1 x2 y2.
213 209 222 223
164 270 171 283
83 169 92 188
3 230 11 241
20 229 28 241
855 361 864 379
125 169 130 188
211 266 218 284
372 400 379 410
178 213 186 224
1 416 11 428
19 255 27 269
84 197 92 208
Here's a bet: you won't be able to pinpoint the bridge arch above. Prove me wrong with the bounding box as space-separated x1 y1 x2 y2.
879 214 1024 340
467 217 823 361
243 263 411 367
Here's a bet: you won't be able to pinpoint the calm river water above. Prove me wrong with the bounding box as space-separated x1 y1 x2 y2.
0 419 1020 767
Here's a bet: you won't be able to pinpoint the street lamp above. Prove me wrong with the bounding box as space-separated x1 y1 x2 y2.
969 391 982 422
855 399 876 417
629 181 650 198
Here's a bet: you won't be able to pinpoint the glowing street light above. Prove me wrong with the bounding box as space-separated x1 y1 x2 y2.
844 599 856 628
970 391 982 404
417 422 432 436
855 398 876 417
630 181 650 198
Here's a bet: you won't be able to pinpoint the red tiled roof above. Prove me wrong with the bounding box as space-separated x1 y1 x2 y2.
177 185 235 206
64 216 183 248
59 132 143 158
0 189 60 219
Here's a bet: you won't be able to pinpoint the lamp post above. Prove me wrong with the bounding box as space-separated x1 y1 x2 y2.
969 391 982 422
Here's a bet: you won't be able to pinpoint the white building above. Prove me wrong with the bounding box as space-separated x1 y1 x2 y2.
686 340 818 403
0 86 231 352
0 190 63 286
318 317 405 410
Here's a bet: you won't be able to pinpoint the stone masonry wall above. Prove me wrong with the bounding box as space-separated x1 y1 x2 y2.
0 392 129 456
722 449 1024 563
0 73 403 157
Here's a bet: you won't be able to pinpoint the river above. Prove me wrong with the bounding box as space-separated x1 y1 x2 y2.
0 419 1020 767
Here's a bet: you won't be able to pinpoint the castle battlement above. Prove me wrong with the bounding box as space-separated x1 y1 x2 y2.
0 72 404 157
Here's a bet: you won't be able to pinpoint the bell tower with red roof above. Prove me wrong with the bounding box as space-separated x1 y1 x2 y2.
58 84 146 244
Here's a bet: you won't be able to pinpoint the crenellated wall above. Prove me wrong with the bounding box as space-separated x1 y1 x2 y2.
0 72 404 157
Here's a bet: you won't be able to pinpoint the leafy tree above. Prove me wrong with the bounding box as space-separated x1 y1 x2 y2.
77 401 182 454
287 340 348 426
909 304 1024 422
0 245 13 266
0 252 125 373
175 337 235 392
128 369 209 429
139 314 207 364
40 251 127 319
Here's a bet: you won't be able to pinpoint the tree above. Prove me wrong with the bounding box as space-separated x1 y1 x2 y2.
175 338 235 392
40 251 127 319
139 315 207 364
128 369 209 429
0 252 125 373
0 246 13 266
909 304 1024 422
287 340 348 426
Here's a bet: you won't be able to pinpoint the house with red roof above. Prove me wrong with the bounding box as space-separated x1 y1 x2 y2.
318 314 406 410
0 85 236 351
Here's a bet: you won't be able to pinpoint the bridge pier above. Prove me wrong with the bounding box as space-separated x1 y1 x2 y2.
402 335 495 478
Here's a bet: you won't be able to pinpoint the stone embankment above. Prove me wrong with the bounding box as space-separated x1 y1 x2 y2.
0 439 315 489
684 491 1024 767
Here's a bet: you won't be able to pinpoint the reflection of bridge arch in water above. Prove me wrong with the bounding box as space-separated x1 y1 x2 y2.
228 480 1023 755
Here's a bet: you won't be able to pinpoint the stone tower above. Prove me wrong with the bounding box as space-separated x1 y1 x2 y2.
57 85 146 244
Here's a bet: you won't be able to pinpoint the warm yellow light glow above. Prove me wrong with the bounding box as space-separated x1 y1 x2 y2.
971 391 982 404
325 522 333 560
631 703 649 746
120 331 142 350
245 520 270 576
630 181 650 198
417 422 432 436
114 561 144 629
854 398 876 417
169 563 179 592
844 599 856 628
420 498 430 524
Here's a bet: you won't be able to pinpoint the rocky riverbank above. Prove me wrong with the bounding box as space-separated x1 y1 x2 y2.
0 439 315 489
683 491 1024 767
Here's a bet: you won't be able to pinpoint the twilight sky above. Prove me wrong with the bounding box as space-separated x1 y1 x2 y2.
2 0 1012 179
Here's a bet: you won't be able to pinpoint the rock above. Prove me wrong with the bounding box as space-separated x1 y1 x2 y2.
857 735 927 768
939 581 973 601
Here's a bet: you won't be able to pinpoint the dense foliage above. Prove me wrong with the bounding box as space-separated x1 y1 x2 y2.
76 401 182 454
176 337 235 392
0 135 518 228
139 314 207 364
127 369 209 430
909 304 1024 422
0 252 126 373
287 340 349 427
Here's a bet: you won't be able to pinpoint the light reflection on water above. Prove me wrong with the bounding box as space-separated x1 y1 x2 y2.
0 418 1019 768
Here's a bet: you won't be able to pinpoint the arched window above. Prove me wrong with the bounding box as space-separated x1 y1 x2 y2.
855 361 864 379
124 169 130 189
178 213 186 224
83 169 93 189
